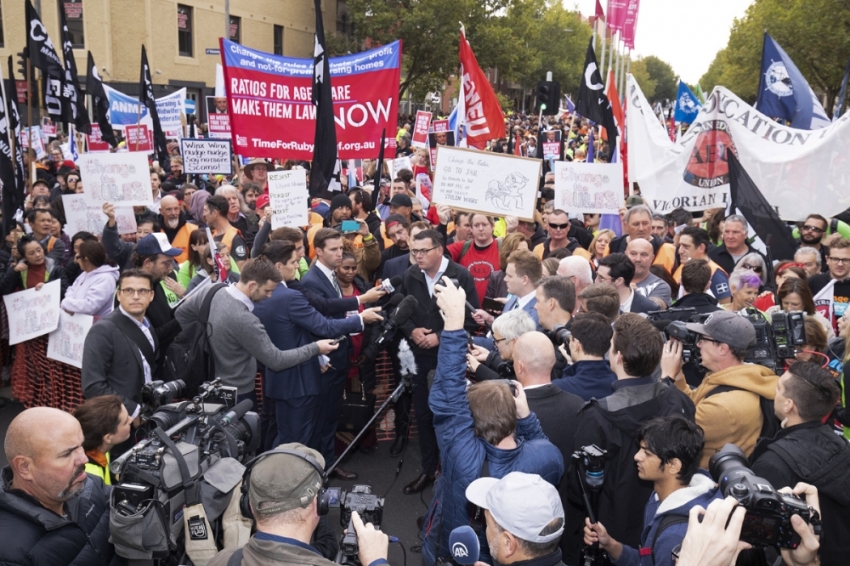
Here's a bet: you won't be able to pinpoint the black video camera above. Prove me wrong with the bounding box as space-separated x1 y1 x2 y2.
709 444 819 549
647 308 711 365
329 485 385 565
744 311 807 372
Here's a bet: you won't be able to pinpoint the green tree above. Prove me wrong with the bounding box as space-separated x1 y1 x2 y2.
642 55 678 101
630 57 657 100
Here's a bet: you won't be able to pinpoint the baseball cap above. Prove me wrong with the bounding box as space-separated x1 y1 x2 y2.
625 195 645 208
686 311 756 351
255 194 270 211
389 194 413 208
465 472 564 543
248 443 325 517
136 233 182 257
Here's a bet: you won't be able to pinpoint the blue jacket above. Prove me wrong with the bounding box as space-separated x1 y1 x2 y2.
614 472 721 566
553 360 617 401
253 282 362 400
422 329 564 564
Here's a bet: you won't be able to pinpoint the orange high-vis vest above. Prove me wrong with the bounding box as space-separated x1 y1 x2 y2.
164 223 198 264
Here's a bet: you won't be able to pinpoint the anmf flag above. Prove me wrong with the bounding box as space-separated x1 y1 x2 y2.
458 26 505 150
25 0 65 121
86 52 118 148
756 33 830 130
577 39 618 155
59 6 90 133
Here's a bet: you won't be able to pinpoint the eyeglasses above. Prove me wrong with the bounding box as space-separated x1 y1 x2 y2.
548 223 569 230
697 336 722 345
801 225 825 233
119 288 154 297
493 336 507 344
409 247 438 257
741 264 763 273
828 256 850 265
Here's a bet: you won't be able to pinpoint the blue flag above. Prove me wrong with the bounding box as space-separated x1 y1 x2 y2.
756 33 830 129
586 128 595 163
565 96 575 114
673 81 701 124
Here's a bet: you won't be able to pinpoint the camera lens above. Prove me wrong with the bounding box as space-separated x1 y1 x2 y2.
708 444 751 494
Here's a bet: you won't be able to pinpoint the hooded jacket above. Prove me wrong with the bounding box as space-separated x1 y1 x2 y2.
0 257 69 298
61 264 120 318
422 329 564 565
614 472 721 566
750 421 850 566
0 467 120 566
564 377 695 561
674 364 777 467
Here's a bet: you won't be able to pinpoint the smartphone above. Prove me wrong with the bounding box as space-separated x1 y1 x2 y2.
330 335 349 345
341 220 360 233
482 297 504 312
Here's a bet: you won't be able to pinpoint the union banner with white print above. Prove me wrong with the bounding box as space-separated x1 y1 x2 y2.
220 38 401 160
626 74 850 221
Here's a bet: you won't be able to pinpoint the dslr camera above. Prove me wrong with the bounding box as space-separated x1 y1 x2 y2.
328 485 385 565
709 444 819 549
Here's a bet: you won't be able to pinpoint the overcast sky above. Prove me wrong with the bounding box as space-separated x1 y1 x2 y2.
569 0 753 84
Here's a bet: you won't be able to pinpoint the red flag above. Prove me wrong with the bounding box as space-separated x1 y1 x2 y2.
606 70 624 135
596 0 606 20
514 132 523 156
458 28 505 149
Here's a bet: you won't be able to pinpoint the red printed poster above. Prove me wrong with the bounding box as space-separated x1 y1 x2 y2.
432 119 449 133
16 81 28 104
125 125 152 152
411 111 431 148
220 39 401 160
87 124 111 152
206 95 231 139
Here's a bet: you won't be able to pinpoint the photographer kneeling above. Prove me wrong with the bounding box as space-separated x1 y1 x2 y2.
208 443 389 566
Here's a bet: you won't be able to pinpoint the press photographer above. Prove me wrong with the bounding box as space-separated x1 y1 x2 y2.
660 311 779 467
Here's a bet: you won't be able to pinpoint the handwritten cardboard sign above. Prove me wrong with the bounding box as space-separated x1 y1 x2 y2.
47 312 95 369
3 280 61 345
553 161 623 214
180 138 233 174
77 152 153 206
268 169 309 229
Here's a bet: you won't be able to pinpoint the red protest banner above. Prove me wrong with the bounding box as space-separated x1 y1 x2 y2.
220 39 401 160
87 124 111 152
458 29 505 149
125 125 152 152
411 111 431 148
16 81 28 104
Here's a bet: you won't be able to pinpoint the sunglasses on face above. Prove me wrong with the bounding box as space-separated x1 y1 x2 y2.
548 223 569 230
801 225 825 233
741 264 763 273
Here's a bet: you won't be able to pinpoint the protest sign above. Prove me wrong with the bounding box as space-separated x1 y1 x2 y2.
540 130 562 160
411 111 431 148
181 139 233 174
627 75 850 220
268 169 309 229
125 124 152 152
156 88 186 133
206 95 231 139
432 147 541 221
390 156 412 178
87 124 111 152
220 38 401 160
77 152 153 206
3 280 61 345
20 127 46 159
62 195 136 236
41 118 57 136
553 161 623 214
47 312 95 369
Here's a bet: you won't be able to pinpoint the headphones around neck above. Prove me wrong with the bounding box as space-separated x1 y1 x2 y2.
239 448 329 520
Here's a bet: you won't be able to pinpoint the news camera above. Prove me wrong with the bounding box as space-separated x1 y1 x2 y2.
108 378 260 564
743 310 806 372
329 485 386 565
709 444 820 549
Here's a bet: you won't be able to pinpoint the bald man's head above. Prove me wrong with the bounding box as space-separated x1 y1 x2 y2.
160 194 182 229
5 407 88 514
513 332 556 385
626 238 655 279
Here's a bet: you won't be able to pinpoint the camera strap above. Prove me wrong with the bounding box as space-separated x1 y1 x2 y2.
153 426 201 507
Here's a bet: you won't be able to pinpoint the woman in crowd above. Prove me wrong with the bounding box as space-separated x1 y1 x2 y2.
736 252 767 289
188 189 211 227
542 257 561 277
484 233 530 302
186 243 240 293
753 262 807 311
767 278 834 339
723 269 762 314
0 235 68 297
64 232 98 286
176 230 209 289
72 395 133 485
589 229 616 269
0 222 25 274
216 184 259 249
60 241 119 318
792 317 829 365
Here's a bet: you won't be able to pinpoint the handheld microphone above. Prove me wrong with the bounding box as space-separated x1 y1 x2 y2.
449 525 480 565
375 295 419 347
217 399 253 427
379 276 403 294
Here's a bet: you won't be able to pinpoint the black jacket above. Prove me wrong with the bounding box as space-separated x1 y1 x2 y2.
0 467 120 566
396 260 480 357
750 422 850 566
526 384 583 468
628 290 660 314
609 233 666 256
670 292 722 315
563 377 696 562
708 243 766 276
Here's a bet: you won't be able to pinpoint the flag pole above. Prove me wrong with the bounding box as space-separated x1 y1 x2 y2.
599 29 607 79
135 102 141 152
26 58 35 186
0 63 16 166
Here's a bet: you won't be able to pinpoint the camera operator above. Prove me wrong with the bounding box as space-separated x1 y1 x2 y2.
552 312 616 402
749 361 850 564
72 395 133 485
660 311 777 467
0 407 117 565
583 416 719 566
422 278 563 565
467 309 536 381
208 444 389 566
465 472 566 566
565 314 695 562
675 486 821 566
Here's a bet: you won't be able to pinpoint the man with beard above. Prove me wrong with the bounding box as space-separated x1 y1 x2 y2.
378 214 410 278
796 214 830 272
0 407 117 565
157 195 197 265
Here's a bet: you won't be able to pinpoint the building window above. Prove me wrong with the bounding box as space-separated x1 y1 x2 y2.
229 16 241 44
273 25 283 55
177 5 193 57
60 0 85 47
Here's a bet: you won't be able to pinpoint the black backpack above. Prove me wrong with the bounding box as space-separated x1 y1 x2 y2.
705 384 782 440
162 283 226 395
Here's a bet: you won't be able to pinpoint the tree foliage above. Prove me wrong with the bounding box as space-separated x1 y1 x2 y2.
699 0 850 113
642 56 678 101
630 58 657 100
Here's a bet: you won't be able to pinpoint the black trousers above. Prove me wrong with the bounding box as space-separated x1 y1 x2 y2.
412 353 439 476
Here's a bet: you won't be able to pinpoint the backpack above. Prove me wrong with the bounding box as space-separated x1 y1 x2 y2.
648 514 690 562
705 384 782 440
162 283 226 395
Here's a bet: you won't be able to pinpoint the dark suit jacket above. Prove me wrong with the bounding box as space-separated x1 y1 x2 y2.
396 260 480 358
287 278 359 318
300 263 350 369
525 383 583 466
81 309 159 415
254 283 363 400
628 290 661 314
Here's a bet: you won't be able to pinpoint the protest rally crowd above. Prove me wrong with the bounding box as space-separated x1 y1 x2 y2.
1 1 850 566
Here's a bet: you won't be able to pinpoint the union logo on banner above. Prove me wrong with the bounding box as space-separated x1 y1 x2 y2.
683 120 738 189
